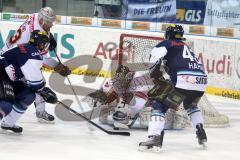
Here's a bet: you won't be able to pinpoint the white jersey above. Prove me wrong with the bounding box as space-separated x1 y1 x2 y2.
1 13 58 68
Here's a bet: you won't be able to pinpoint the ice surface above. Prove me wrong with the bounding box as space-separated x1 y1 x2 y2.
0 74 239 160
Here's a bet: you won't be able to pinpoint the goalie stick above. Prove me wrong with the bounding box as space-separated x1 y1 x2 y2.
58 101 130 136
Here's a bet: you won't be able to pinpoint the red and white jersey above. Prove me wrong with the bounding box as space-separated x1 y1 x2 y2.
1 13 58 68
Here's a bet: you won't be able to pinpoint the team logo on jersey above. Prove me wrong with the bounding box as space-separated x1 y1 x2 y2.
31 52 41 56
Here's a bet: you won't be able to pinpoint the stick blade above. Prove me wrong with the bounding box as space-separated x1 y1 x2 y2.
107 131 130 136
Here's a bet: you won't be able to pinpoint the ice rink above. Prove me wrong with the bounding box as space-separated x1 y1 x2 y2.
0 95 239 160
0 74 240 160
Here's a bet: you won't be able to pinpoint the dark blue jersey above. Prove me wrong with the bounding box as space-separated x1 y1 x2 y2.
0 44 45 91
149 39 207 91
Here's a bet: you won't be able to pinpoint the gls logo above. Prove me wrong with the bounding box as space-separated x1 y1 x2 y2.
185 10 202 23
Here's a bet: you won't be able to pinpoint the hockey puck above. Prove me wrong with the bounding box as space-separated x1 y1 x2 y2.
113 127 119 130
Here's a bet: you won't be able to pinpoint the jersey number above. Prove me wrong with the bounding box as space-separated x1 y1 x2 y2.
182 46 194 61
182 45 201 64
9 28 22 44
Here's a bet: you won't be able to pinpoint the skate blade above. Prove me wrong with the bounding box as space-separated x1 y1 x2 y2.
138 146 162 153
0 129 22 136
113 122 129 130
37 118 55 124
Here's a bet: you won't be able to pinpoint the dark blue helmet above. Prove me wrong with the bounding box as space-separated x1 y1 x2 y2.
165 24 184 40
29 30 50 52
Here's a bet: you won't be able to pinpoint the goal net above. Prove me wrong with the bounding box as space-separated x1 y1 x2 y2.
118 33 229 129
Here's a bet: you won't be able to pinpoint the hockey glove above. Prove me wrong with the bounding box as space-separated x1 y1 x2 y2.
48 33 57 51
54 63 71 77
38 87 58 104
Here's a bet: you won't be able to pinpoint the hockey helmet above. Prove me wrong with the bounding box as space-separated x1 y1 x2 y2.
29 30 50 52
165 24 184 40
38 7 56 32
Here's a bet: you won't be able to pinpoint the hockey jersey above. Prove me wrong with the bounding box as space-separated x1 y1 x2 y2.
149 40 207 92
1 13 58 68
0 44 45 91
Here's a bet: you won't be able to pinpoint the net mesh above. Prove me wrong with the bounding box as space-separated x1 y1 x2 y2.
119 33 229 128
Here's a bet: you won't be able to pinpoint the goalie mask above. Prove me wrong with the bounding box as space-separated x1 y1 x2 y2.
113 65 135 91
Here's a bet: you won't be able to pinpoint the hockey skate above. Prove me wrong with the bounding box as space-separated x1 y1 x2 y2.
196 123 207 149
36 111 55 124
113 113 139 130
1 123 23 134
139 131 164 152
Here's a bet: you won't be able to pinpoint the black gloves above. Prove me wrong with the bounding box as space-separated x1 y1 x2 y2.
49 33 57 51
37 87 58 104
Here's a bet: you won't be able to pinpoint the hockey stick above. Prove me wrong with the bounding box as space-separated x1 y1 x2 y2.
58 101 130 136
52 49 84 112
52 49 94 130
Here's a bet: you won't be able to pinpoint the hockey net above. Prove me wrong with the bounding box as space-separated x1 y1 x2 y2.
118 33 229 129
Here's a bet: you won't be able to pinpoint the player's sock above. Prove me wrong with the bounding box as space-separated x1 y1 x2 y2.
147 110 165 136
187 106 204 132
1 106 24 133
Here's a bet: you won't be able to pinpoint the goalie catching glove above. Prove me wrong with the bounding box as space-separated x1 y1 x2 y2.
37 87 58 104
54 63 71 77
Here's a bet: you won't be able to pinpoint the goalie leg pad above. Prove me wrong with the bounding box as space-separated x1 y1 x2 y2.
147 79 173 101
162 90 185 110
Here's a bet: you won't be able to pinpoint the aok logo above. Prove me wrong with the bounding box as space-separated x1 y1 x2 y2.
0 30 75 59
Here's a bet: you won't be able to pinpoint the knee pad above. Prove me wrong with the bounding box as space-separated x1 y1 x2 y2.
0 101 13 115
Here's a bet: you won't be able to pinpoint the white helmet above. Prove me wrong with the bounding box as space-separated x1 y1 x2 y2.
39 7 56 23
38 7 56 31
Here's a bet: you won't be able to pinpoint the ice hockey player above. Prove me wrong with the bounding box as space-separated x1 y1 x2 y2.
91 65 149 129
139 24 208 152
0 6 70 123
0 30 58 133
